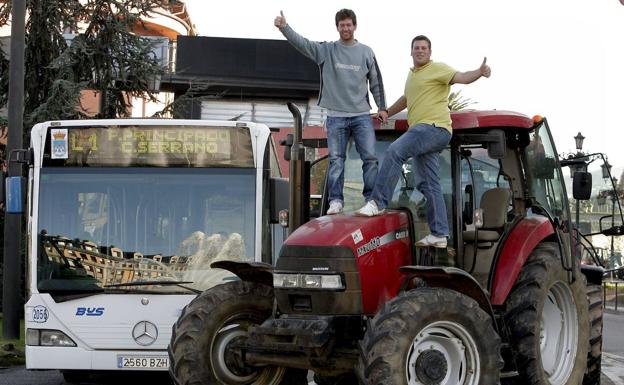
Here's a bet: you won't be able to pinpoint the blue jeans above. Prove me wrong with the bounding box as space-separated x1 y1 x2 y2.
326 115 378 203
371 123 451 237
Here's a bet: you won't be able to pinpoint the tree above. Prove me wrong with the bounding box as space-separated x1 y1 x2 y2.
0 0 166 125
448 90 476 112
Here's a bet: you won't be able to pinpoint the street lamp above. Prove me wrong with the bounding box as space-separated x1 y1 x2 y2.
575 132 585 151
569 132 588 179
602 160 613 180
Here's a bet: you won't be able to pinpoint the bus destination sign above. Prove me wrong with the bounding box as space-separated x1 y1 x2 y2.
44 125 254 167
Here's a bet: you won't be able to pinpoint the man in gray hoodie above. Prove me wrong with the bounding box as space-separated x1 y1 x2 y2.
274 9 388 215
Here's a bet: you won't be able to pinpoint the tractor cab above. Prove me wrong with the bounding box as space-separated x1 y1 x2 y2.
309 110 564 287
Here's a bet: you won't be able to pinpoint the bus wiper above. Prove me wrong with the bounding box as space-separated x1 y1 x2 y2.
104 280 201 294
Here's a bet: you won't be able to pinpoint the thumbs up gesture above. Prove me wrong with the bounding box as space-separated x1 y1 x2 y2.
274 10 287 29
480 57 491 78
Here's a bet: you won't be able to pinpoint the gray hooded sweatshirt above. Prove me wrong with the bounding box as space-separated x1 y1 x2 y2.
280 25 386 114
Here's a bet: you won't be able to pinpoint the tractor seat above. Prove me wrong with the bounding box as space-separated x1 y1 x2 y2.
463 188 511 243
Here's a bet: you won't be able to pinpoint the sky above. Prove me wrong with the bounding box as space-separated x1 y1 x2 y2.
184 0 624 170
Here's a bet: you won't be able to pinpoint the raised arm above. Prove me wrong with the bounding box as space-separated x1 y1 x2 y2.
274 10 325 64
450 57 491 85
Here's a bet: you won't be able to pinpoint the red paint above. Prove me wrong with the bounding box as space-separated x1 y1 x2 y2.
284 212 413 314
373 110 534 132
490 217 554 305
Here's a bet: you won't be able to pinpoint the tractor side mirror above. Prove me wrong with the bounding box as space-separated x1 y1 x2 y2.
5 176 26 214
572 171 592 200
269 177 289 223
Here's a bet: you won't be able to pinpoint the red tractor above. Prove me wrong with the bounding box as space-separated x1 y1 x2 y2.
169 105 617 385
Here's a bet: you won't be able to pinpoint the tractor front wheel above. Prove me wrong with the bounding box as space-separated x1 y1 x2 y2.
168 280 307 385
359 287 502 385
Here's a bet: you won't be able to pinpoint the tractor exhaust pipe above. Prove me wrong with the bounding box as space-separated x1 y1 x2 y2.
287 102 309 233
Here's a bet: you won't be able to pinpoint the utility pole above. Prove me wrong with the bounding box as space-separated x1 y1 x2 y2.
3 0 26 340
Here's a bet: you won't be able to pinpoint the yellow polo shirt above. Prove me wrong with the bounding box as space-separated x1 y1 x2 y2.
405 61 456 132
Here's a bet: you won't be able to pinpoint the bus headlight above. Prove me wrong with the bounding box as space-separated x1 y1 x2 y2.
26 329 76 347
273 273 344 290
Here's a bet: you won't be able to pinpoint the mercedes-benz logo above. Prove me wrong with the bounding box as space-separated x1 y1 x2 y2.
132 321 158 346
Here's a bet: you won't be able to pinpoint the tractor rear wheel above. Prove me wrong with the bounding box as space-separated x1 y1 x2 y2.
503 243 589 385
583 283 603 385
359 287 502 385
168 280 307 385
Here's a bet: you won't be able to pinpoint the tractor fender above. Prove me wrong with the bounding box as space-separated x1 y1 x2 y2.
398 265 495 324
210 260 274 287
490 216 555 305
580 263 604 286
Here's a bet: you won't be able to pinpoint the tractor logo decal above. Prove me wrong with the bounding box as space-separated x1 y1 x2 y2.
357 228 409 257
357 237 381 256
351 229 364 244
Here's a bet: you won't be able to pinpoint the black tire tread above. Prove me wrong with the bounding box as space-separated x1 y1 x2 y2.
583 283 603 385
503 242 589 385
168 281 306 385
358 287 502 384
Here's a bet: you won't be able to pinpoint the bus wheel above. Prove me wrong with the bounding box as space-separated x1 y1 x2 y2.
168 281 306 385
359 288 502 385
504 243 589 385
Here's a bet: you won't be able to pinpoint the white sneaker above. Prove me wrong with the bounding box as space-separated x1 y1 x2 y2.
416 234 447 248
326 200 343 215
356 200 385 216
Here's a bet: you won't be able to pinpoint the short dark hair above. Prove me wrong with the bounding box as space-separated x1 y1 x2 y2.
411 35 431 50
335 9 357 26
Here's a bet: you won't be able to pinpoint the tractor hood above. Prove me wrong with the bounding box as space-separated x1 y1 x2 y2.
284 211 411 251
277 211 413 315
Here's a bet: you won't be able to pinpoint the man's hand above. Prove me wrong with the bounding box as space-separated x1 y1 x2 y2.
480 57 491 78
274 10 287 29
378 110 388 123
372 110 388 124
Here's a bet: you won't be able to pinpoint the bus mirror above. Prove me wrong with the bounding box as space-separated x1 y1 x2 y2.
5 176 26 214
270 177 289 223
573 171 592 200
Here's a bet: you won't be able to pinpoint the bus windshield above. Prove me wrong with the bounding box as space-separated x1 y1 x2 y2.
36 167 256 294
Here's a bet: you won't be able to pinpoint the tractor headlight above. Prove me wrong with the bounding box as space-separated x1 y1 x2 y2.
273 273 344 290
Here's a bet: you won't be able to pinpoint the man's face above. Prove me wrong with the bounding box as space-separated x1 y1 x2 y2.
336 18 356 41
411 40 431 67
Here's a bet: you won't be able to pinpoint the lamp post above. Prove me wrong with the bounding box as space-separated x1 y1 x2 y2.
611 177 618 265
572 132 586 233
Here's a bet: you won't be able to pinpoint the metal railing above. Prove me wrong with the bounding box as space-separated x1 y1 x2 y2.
603 268 624 312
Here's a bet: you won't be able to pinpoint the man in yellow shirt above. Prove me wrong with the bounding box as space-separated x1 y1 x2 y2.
357 35 491 248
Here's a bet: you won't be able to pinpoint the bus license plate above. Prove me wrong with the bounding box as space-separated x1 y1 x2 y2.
117 356 169 369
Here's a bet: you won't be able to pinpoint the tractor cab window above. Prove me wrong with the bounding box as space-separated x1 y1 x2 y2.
460 146 511 228
342 135 453 245
524 123 569 224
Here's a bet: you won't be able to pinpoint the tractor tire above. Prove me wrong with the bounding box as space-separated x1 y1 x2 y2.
358 287 502 385
313 372 359 385
583 284 603 385
168 280 307 385
503 243 589 385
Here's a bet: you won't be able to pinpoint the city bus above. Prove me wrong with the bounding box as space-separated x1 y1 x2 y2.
9 119 288 380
